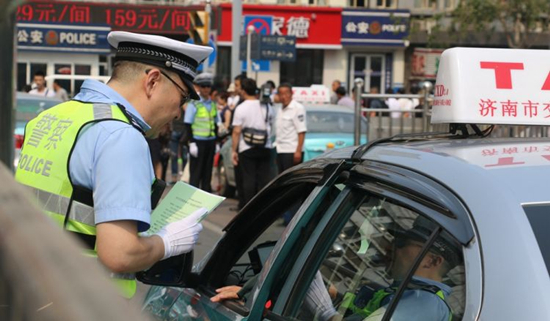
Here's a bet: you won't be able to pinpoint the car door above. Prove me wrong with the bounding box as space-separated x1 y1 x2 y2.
143 159 351 320
267 161 481 321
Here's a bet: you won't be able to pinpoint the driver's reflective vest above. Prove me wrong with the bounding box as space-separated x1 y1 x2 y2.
191 101 217 138
340 285 452 320
15 100 145 299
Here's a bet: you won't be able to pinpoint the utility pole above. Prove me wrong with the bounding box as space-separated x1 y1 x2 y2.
231 0 242 80
246 25 255 78
0 0 17 171
204 0 213 74
354 78 364 146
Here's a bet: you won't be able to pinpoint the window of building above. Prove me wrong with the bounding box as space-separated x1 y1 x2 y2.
277 0 299 4
348 0 396 8
280 49 324 87
17 63 28 92
376 0 395 8
348 0 367 8
414 0 437 9
443 0 455 9
99 55 110 76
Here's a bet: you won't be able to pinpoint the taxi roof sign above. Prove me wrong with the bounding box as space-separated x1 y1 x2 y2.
431 47 550 125
291 85 331 104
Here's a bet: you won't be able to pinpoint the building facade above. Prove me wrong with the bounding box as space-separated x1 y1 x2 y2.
16 0 480 97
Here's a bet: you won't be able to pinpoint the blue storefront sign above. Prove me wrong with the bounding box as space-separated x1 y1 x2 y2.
341 10 410 47
17 23 111 54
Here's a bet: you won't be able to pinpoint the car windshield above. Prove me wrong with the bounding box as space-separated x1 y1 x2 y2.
306 110 367 134
523 204 550 276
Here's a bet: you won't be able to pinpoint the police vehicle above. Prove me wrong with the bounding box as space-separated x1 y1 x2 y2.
141 48 550 320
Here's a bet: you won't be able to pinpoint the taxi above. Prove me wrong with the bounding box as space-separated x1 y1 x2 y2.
141 48 550 320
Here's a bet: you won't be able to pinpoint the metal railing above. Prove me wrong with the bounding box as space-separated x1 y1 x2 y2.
353 79 550 141
0 163 150 321
353 79 435 143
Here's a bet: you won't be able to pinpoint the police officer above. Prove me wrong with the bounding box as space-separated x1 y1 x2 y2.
183 72 217 192
339 216 459 321
15 31 212 298
212 216 459 321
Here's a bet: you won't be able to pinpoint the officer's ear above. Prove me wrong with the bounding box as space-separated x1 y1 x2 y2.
144 68 161 98
426 254 444 269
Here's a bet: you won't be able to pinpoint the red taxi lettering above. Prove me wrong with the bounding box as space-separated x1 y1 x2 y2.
434 85 448 97
485 157 525 167
542 72 550 90
480 62 524 89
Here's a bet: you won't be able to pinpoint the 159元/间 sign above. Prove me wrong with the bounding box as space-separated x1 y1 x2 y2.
17 0 201 34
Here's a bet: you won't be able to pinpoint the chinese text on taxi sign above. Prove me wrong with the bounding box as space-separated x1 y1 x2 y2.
478 62 550 119
431 48 550 125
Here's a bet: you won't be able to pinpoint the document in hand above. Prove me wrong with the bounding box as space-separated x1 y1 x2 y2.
147 181 225 234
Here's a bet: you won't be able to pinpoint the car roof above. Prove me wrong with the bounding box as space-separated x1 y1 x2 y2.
322 137 550 204
16 91 62 103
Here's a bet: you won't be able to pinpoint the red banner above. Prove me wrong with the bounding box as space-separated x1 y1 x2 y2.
218 4 341 48
16 0 204 34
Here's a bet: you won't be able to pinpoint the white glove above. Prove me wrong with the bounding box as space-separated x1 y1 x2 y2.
155 207 206 260
304 271 338 321
215 143 220 154
189 142 198 158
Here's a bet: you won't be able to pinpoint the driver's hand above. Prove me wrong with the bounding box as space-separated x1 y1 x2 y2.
211 286 243 302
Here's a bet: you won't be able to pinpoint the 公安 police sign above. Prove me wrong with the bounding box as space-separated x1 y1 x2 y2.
17 23 111 53
341 9 409 47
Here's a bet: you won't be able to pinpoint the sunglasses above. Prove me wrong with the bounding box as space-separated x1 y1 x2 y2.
146 69 191 105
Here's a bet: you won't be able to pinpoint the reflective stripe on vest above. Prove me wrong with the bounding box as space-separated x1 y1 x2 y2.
15 101 138 298
341 286 452 320
27 186 95 226
191 101 216 137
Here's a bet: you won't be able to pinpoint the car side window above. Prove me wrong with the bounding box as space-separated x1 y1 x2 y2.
215 181 345 316
291 195 466 321
224 195 303 288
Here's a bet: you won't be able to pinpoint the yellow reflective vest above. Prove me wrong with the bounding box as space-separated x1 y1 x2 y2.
191 100 217 138
15 100 143 298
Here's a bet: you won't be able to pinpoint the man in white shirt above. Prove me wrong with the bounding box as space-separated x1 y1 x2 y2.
231 78 274 205
275 83 307 174
28 71 55 98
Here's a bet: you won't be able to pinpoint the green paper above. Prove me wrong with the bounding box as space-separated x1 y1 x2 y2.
147 181 225 234
358 220 374 255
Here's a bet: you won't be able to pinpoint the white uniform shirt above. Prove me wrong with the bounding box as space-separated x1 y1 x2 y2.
232 99 274 153
29 88 56 98
275 99 307 154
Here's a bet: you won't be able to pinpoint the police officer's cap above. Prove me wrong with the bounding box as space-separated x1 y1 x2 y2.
194 72 214 87
108 31 213 100
391 215 462 267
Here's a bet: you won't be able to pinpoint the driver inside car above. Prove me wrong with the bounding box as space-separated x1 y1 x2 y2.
211 216 461 321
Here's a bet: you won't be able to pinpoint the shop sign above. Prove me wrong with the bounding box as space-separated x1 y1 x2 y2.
17 23 110 53
16 0 202 34
218 4 341 49
341 9 409 46
411 48 444 79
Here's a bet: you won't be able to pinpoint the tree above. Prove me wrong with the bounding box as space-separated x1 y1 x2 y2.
452 0 550 48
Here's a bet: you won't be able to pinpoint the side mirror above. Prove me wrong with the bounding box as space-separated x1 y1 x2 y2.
136 251 198 287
